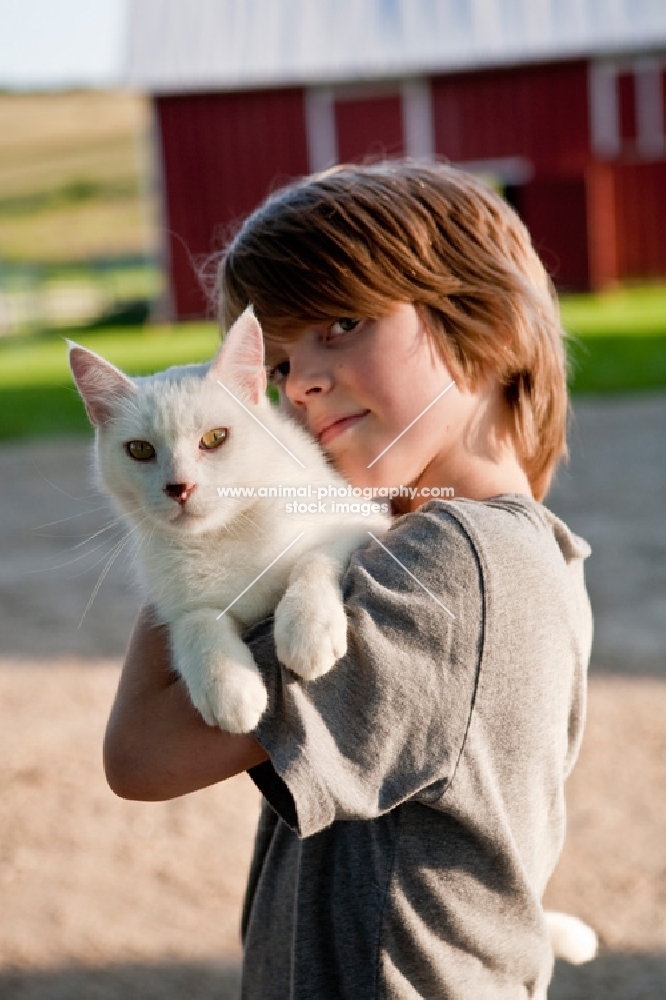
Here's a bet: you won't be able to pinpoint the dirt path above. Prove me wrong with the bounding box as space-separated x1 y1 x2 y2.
1 395 665 998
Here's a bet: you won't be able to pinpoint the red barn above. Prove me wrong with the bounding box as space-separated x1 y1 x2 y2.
126 0 666 319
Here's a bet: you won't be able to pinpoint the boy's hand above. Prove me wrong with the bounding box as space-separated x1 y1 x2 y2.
103 604 268 801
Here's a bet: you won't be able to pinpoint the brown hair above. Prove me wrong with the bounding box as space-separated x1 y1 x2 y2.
218 161 569 500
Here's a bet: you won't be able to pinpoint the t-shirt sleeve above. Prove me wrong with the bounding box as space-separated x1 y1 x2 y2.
244 503 484 838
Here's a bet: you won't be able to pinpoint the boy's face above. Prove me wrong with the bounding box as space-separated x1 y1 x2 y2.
267 303 478 493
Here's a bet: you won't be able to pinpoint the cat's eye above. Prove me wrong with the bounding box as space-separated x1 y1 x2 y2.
200 427 229 451
125 440 156 461
329 318 361 336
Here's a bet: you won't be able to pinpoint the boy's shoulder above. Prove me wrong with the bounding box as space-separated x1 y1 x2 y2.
400 493 590 572
391 494 592 659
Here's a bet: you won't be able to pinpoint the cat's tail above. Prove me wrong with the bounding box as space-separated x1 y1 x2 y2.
545 910 598 965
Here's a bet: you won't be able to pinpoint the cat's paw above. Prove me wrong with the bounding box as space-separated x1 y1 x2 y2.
186 659 268 734
274 581 348 681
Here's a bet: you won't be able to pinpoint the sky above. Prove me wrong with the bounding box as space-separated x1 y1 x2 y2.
0 0 128 89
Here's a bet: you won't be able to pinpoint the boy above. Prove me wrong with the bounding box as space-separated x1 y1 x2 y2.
104 162 593 998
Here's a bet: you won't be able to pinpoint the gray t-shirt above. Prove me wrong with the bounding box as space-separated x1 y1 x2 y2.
241 495 592 999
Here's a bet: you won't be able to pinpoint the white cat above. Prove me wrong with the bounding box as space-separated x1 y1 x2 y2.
69 307 390 734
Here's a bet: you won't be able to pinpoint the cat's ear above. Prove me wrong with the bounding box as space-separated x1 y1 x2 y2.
68 341 136 426
209 306 267 405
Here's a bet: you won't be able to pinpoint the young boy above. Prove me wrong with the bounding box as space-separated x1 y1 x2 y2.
104 162 593 998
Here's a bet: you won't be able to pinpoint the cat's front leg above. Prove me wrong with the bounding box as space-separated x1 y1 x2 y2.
274 550 350 682
170 609 268 733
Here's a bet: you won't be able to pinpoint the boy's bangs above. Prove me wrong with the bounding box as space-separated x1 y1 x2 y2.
221 243 398 343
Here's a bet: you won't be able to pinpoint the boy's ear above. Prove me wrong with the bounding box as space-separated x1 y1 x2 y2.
68 340 136 426
209 306 267 405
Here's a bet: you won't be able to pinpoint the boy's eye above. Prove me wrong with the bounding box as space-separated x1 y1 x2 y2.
200 427 229 450
329 318 361 336
268 360 290 383
125 440 156 461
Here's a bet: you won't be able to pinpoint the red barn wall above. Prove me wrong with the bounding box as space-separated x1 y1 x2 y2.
156 88 309 319
613 161 666 280
432 60 593 289
154 57 666 317
432 60 590 174
335 93 404 162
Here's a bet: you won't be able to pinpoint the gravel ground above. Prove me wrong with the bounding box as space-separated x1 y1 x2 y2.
1 394 665 999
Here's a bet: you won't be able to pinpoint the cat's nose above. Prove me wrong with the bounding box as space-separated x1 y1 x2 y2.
164 482 197 505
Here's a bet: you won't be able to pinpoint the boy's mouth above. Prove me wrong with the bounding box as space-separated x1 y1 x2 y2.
315 410 370 446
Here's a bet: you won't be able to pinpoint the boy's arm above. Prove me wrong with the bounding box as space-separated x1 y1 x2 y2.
103 604 268 801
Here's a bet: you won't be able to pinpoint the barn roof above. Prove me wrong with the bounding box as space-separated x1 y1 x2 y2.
126 0 666 94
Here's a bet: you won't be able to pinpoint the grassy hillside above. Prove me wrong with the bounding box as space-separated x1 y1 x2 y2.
0 91 154 262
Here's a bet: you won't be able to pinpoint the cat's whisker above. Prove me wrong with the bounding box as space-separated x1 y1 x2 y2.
23 532 126 574
142 524 157 565
77 538 133 628
128 520 154 572
42 504 147 553
30 462 102 505
56 514 133 553
33 495 148 534
66 534 132 580
40 505 147 556
78 517 148 628
68 514 151 582
32 505 114 531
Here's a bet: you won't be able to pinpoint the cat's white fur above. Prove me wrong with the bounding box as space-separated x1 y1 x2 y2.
68 307 597 966
69 308 389 734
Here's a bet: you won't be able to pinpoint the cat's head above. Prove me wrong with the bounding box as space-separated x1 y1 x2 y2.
69 307 289 536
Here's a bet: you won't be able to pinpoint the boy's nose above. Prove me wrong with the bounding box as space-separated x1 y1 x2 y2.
285 374 333 408
284 346 334 407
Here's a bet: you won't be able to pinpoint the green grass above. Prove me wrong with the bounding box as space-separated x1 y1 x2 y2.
2 284 666 441
560 284 666 394
560 284 666 338
0 322 221 440
566 335 666 393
